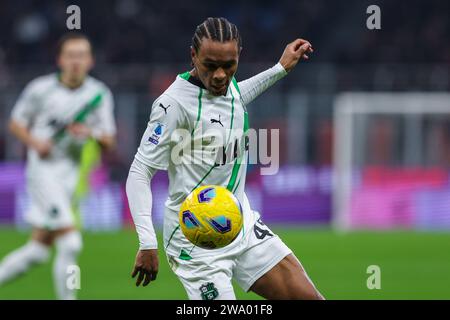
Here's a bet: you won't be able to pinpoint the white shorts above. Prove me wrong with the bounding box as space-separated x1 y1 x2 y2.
166 217 292 300
25 163 78 230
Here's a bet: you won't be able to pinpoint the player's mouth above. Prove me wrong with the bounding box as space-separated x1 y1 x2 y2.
211 83 228 94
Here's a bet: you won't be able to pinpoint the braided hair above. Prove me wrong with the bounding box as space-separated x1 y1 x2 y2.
192 17 242 53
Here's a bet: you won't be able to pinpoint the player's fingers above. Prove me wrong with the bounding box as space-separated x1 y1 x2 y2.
298 43 311 55
293 38 307 46
135 269 145 286
131 266 139 278
292 38 309 51
151 270 158 281
142 271 152 287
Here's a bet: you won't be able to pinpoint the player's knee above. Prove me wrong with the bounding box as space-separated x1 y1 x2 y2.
55 231 83 257
26 240 51 264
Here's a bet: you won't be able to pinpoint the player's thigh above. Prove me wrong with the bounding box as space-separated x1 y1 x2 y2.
233 218 292 293
250 253 324 300
167 255 236 300
31 228 53 246
31 226 76 246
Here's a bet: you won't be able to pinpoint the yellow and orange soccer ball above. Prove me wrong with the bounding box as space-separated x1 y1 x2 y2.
179 185 243 249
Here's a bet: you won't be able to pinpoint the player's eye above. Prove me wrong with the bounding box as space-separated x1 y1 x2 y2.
204 63 217 70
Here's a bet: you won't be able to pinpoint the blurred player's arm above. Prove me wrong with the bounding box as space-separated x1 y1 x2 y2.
238 38 313 105
9 120 52 158
9 80 52 158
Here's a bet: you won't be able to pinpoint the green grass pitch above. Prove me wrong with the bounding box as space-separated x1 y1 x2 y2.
0 226 449 300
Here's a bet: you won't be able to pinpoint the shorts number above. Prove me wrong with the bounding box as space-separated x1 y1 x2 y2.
253 219 273 240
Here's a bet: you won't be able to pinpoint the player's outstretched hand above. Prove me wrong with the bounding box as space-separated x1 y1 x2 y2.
131 249 159 287
279 38 314 73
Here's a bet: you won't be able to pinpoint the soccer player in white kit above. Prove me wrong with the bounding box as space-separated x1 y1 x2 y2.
126 18 324 300
0 33 116 300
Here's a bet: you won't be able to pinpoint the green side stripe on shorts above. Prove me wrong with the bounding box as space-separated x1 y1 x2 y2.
179 249 192 260
165 225 181 250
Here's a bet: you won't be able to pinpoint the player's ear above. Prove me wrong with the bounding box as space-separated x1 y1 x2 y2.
190 46 197 67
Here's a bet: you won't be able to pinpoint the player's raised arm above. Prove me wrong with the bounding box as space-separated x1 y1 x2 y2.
237 38 313 105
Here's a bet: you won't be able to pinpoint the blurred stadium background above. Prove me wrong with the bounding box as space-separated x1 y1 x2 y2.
0 0 449 299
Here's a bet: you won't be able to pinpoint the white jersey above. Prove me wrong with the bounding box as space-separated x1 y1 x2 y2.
11 73 116 230
11 73 116 174
131 63 287 257
136 73 248 211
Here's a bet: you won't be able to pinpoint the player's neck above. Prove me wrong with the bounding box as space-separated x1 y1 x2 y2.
188 69 206 89
189 68 197 77
59 73 85 90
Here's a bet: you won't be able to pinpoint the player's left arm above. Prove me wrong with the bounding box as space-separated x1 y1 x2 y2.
237 38 313 105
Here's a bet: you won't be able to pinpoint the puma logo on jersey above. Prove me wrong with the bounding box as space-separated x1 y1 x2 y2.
210 115 223 127
159 103 171 114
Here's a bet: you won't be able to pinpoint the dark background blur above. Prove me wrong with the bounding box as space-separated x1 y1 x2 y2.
0 0 449 230
1 0 449 65
0 0 449 170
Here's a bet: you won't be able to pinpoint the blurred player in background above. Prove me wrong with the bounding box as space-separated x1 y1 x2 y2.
0 33 116 300
126 17 324 300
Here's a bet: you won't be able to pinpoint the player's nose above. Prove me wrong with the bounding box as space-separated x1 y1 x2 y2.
213 68 227 83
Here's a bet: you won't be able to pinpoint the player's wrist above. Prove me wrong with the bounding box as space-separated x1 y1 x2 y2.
27 136 38 149
28 136 44 150
139 244 158 250
133 218 158 250
82 125 94 140
276 61 289 74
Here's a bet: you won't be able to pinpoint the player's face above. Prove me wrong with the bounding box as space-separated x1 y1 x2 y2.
57 39 93 82
192 38 240 96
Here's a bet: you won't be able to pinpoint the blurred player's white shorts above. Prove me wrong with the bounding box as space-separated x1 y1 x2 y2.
165 208 292 300
24 161 79 230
